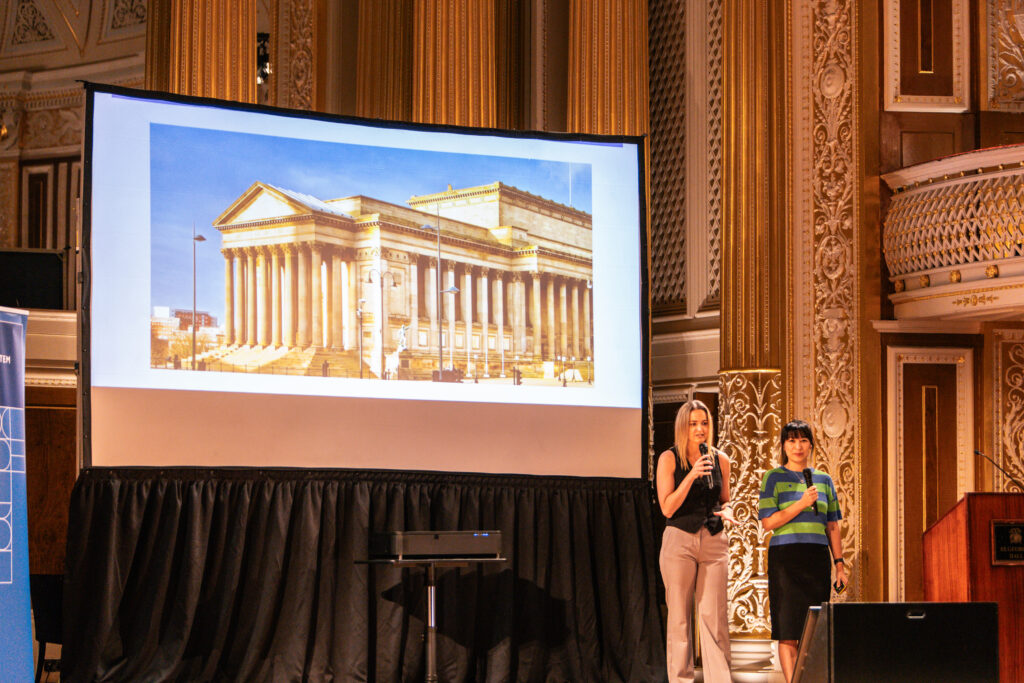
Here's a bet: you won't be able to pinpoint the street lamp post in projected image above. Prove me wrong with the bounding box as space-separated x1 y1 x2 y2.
191 223 206 370
420 218 445 381
442 284 459 373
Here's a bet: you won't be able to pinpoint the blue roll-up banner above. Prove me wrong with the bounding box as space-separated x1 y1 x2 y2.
0 306 32 682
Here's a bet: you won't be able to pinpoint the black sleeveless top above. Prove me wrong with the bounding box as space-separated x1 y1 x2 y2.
665 445 724 535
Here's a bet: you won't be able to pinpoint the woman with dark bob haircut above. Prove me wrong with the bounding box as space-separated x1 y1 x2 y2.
757 419 848 683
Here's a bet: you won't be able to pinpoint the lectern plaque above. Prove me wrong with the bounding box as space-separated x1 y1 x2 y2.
991 519 1024 565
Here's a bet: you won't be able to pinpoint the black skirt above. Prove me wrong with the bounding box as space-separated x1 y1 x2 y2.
768 543 831 641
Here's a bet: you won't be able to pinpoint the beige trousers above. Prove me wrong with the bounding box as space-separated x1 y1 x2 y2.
659 525 732 683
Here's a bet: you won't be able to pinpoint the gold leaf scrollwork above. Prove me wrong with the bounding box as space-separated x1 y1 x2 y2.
719 370 781 634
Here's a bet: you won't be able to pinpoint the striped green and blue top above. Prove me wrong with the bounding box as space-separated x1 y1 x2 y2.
758 467 842 546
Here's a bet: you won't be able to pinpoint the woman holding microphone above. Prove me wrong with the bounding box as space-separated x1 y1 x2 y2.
758 419 848 683
657 399 736 682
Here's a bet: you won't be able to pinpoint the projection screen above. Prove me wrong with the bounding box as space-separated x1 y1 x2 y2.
82 85 648 477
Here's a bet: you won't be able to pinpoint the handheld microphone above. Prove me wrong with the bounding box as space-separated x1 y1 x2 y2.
802 468 819 517
699 443 714 488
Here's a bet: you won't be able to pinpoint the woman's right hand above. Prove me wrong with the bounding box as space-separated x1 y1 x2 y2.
685 452 714 484
799 485 819 511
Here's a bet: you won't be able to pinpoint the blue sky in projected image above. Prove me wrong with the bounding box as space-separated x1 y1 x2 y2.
150 124 593 322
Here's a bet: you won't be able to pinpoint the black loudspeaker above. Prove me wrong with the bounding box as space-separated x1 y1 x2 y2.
0 249 66 309
794 602 999 683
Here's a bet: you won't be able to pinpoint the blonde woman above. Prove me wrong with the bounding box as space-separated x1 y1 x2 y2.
657 400 736 682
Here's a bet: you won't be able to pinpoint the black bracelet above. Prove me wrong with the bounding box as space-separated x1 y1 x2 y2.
834 558 845 565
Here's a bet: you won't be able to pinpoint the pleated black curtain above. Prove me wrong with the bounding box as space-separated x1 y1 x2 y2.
62 468 666 682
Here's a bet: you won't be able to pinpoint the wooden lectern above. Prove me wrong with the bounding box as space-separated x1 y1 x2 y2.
923 493 1024 682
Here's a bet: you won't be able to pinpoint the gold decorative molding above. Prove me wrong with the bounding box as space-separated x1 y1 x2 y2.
886 347 975 600
145 0 257 103
883 0 970 112
952 293 998 307
719 369 781 635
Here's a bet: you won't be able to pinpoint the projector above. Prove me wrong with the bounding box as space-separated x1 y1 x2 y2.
370 530 503 560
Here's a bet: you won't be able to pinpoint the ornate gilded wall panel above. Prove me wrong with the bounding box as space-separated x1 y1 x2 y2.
0 160 17 248
566 0 648 136
1 0 145 71
982 0 1024 112
808 0 863 599
649 0 686 310
719 370 781 635
995 329 1024 491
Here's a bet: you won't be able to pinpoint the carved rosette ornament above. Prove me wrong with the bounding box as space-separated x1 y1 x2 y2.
720 370 782 634
810 0 861 596
13 0 56 45
996 330 1024 493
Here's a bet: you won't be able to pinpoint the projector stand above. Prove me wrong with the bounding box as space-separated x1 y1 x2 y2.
363 556 506 682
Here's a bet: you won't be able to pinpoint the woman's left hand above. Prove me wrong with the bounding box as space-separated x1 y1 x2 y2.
714 506 738 525
835 561 849 589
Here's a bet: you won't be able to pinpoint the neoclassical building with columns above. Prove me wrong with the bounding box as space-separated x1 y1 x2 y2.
211 180 594 379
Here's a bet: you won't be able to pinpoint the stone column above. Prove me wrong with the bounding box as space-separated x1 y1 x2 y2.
445 263 456 369
232 251 245 345
296 244 310 347
531 273 542 358
343 257 356 350
583 282 592 358
408 258 419 350
331 251 344 350
256 247 269 347
246 247 257 346
546 274 556 360
571 280 580 359
282 245 296 348
462 265 473 369
311 244 323 348
558 277 568 358
493 273 505 375
223 250 234 345
477 267 490 375
514 274 527 357
271 247 282 347
426 257 439 357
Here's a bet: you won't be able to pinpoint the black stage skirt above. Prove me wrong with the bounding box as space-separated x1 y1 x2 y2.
768 543 831 641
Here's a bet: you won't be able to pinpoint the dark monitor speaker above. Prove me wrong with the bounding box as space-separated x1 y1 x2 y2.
0 249 66 309
793 602 998 683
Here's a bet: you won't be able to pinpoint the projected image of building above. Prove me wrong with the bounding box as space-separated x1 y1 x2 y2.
170 181 595 383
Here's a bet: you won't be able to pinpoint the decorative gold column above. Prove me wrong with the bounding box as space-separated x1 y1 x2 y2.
411 0 521 128
146 0 257 102
718 0 788 638
566 0 648 135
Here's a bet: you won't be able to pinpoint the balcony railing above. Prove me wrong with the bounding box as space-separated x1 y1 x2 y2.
881 144 1024 319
